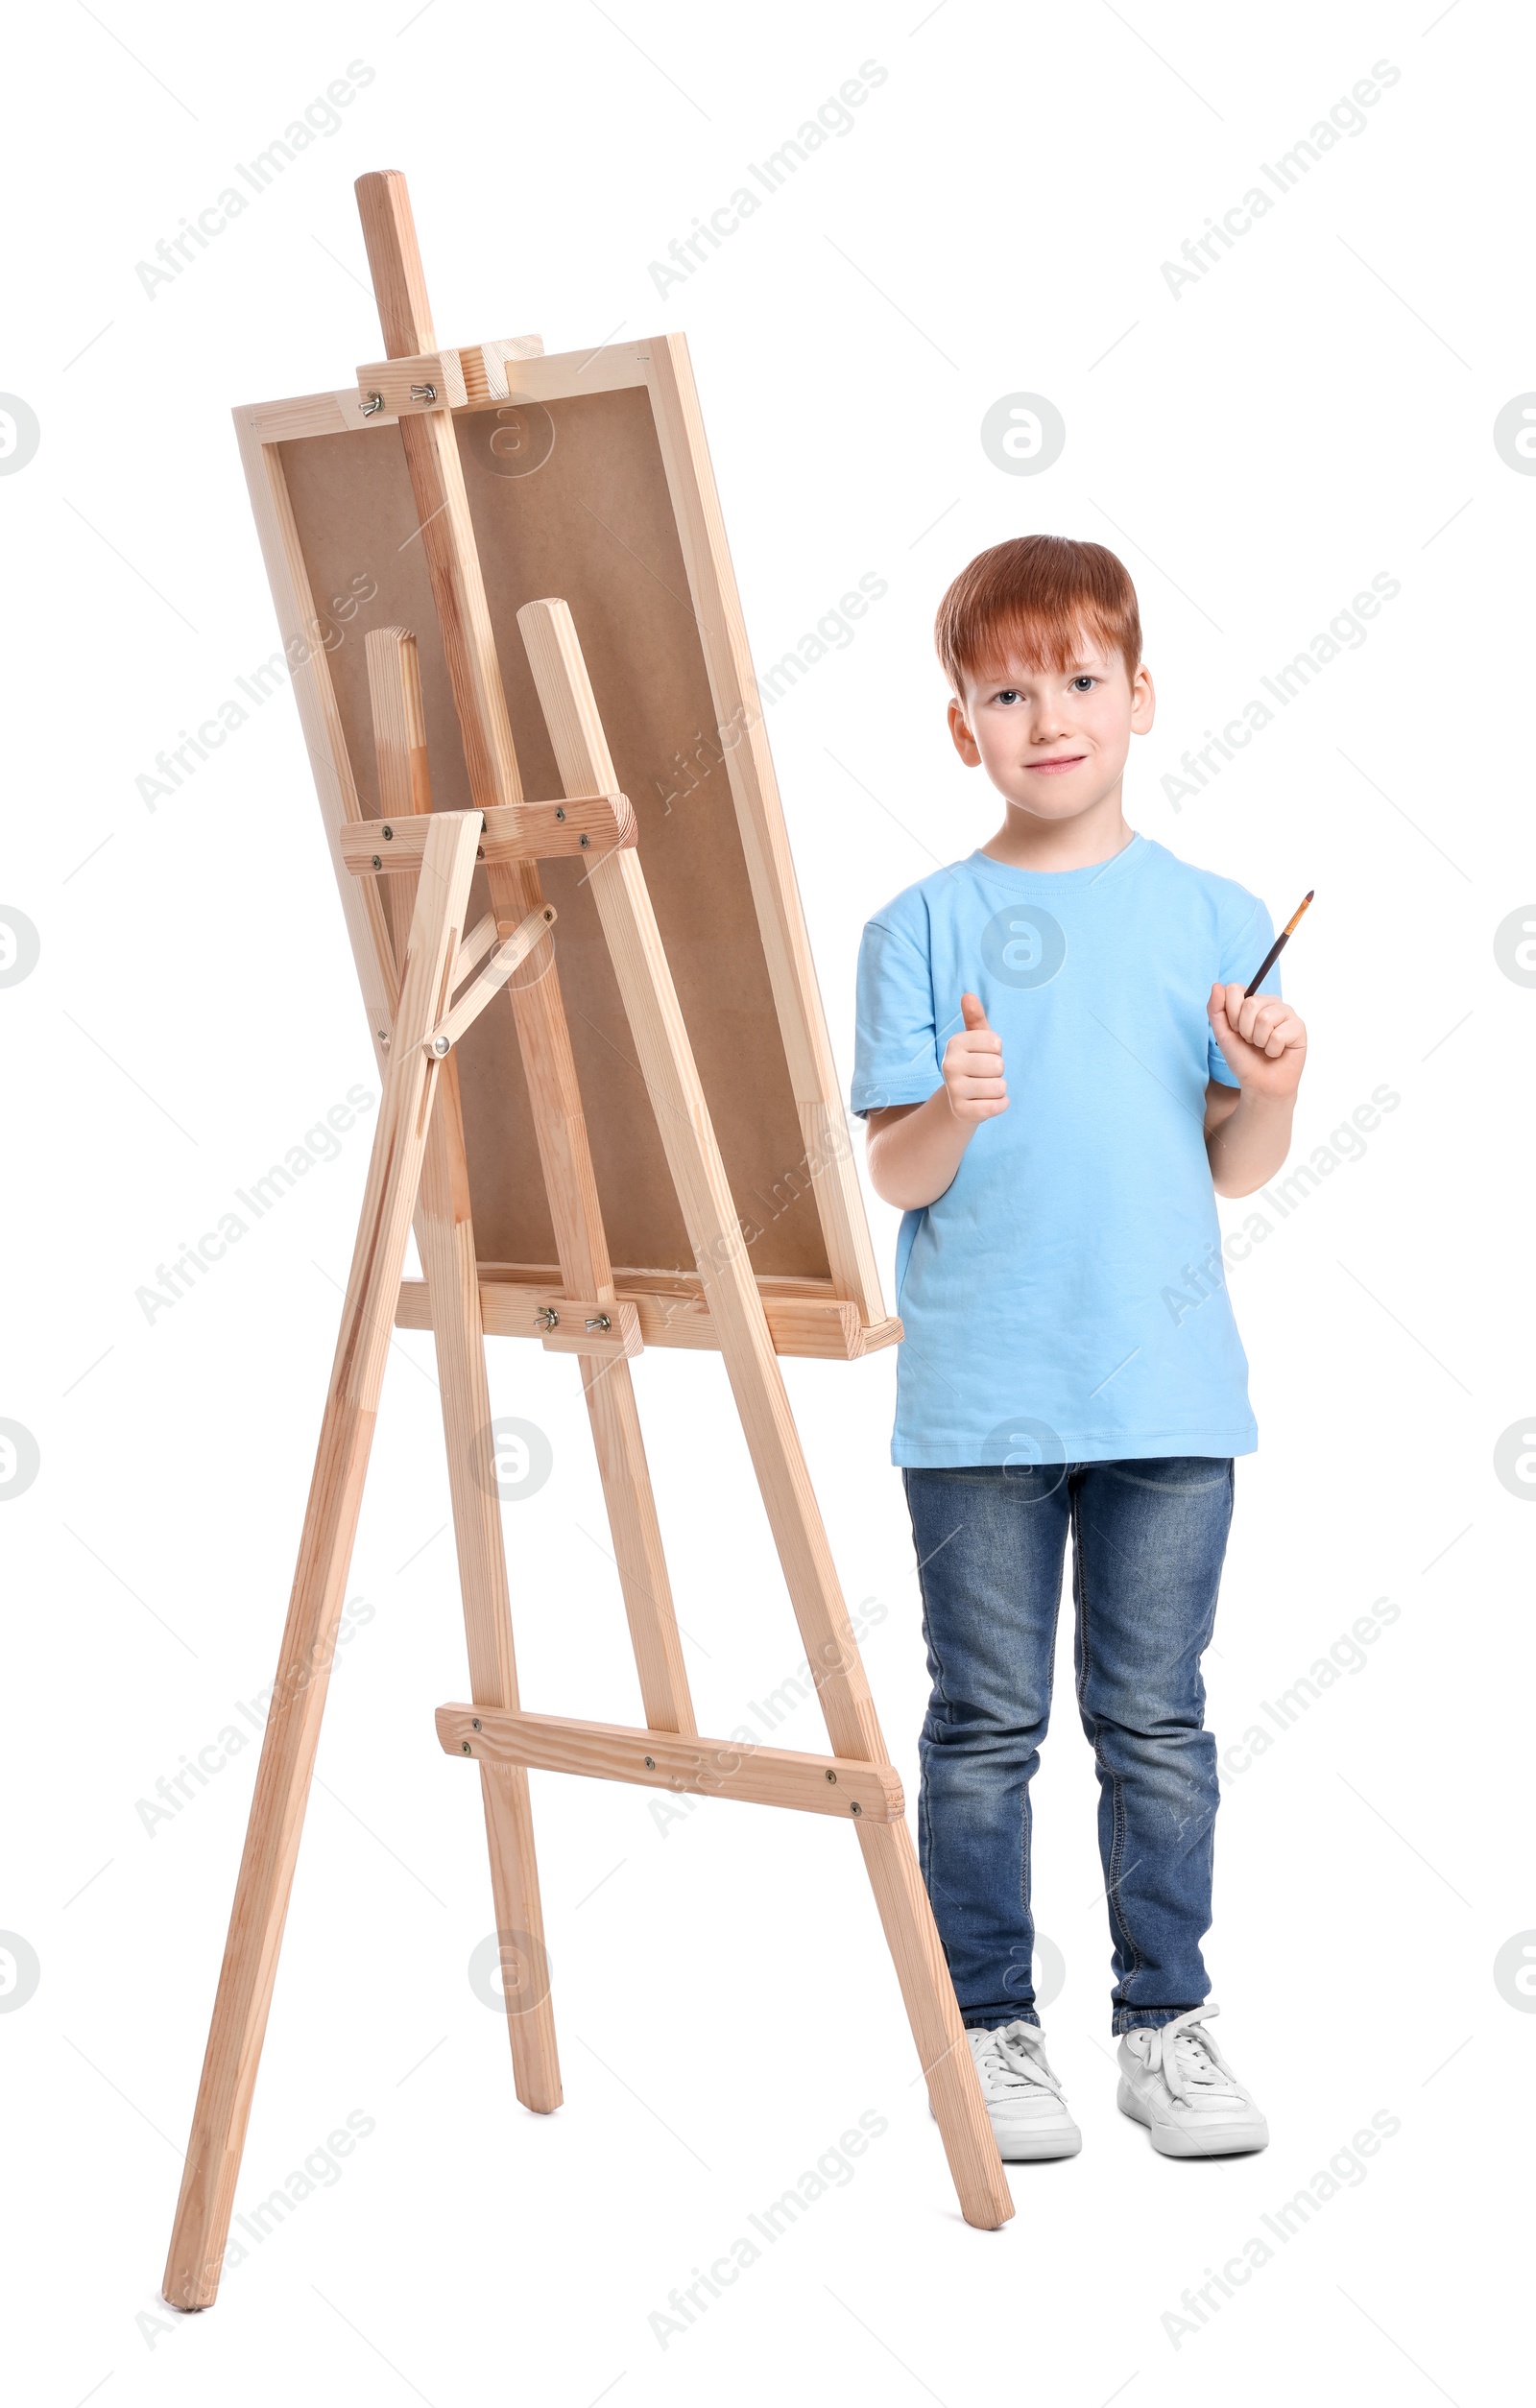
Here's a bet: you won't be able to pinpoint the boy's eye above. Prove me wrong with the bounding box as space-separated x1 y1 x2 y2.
994 688 1020 704
1068 675 1096 692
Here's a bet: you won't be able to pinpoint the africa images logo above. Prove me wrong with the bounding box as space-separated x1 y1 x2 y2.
980 905 1067 990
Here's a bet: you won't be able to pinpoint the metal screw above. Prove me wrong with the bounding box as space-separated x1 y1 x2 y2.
432 1036 450 1057
471 1718 481 1730
410 382 438 403
372 854 381 870
535 1307 559 1330
461 1739 471 1753
643 1754 656 1770
381 824 393 840
554 805 566 822
360 391 384 417
586 1314 611 1333
850 1800 863 1816
825 1769 837 1783
579 833 590 848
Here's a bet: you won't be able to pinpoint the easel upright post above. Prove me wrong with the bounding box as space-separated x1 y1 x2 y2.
353 166 696 1740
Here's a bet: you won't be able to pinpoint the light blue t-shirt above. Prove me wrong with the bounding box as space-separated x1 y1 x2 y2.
851 835 1276 1467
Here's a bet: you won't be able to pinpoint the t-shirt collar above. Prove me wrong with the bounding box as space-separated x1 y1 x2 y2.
964 831 1147 893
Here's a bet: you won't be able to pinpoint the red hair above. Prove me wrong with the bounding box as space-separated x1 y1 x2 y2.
934 535 1141 692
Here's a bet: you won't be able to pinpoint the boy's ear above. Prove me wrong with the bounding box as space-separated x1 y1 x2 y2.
1130 661 1156 735
948 696 982 766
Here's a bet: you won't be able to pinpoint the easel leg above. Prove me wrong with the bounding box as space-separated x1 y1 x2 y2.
517 601 1014 2231
367 629 563 2109
417 1056 562 2110
161 813 483 2309
856 1820 1011 2227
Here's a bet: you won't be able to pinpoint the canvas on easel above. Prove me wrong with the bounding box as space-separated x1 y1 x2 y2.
161 170 1012 2312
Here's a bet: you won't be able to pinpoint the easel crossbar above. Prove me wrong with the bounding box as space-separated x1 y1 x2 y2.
395 1274 902 1363
437 1705 904 1823
337 793 633 875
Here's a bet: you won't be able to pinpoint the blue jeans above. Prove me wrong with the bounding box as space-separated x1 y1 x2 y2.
902 1456 1234 2036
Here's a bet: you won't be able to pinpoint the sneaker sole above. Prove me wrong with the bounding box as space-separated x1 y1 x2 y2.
1116 2078 1268 2157
930 2100 1083 2160
994 2123 1083 2162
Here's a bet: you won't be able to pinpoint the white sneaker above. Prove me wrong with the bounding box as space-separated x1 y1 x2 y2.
950 2020 1082 2161
1116 2004 1268 2157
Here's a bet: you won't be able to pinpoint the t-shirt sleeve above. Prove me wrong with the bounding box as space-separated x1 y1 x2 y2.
850 908 944 1117
1208 895 1280 1087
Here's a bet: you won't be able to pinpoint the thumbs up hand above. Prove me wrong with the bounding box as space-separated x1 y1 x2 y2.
941 992 1008 1123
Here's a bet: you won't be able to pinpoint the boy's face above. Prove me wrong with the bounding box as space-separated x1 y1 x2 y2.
948 633 1155 824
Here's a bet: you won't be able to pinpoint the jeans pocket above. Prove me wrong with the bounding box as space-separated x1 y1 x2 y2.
1103 1456 1233 1494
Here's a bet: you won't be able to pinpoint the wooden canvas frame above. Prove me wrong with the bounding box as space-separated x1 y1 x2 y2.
234 270 898 1362
160 172 1011 2312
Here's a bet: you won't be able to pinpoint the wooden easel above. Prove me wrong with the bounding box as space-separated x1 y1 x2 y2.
161 171 1012 2310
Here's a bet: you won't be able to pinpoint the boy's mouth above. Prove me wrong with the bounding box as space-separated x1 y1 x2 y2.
1025 753 1087 775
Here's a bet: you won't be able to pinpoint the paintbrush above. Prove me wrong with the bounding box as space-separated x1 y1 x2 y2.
1245 891 1313 996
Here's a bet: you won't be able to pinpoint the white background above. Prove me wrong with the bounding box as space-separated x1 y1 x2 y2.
2 2 1530 2401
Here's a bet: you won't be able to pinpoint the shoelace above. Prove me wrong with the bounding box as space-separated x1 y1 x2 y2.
973 2024 1065 2097
1140 2003 1244 2108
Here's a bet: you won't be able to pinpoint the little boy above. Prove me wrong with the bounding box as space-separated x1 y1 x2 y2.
852 535 1307 2161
